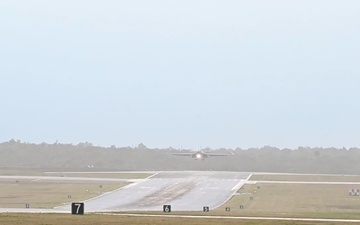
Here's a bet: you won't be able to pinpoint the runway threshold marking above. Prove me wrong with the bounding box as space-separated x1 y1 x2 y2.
99 213 360 223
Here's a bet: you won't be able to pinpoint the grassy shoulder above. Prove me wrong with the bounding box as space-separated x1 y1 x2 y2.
0 181 126 208
0 169 45 176
0 169 154 179
43 172 153 179
0 213 356 225
250 174 360 182
0 169 149 209
214 183 360 219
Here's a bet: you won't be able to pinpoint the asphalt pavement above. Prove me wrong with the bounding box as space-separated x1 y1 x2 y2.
58 171 250 212
0 171 250 213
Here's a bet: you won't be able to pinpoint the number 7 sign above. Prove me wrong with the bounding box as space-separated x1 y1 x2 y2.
71 203 84 215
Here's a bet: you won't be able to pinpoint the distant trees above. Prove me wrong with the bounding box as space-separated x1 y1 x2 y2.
77 142 93 147
137 143 147 150
1 140 360 174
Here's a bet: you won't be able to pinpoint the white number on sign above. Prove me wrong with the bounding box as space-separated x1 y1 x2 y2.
164 205 170 212
75 203 82 214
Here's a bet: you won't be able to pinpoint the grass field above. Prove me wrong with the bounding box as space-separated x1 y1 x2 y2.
0 180 126 208
213 182 360 219
0 169 152 209
44 172 153 179
0 169 153 179
0 213 357 225
0 170 45 176
250 174 360 182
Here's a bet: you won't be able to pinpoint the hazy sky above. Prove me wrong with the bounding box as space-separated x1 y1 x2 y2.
1 1 359 149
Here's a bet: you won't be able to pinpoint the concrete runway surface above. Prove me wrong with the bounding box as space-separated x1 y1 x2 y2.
0 171 250 213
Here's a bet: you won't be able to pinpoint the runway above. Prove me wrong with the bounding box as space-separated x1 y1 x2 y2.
56 171 250 212
0 171 249 213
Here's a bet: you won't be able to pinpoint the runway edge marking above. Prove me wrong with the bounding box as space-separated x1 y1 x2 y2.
210 173 252 210
75 172 158 204
54 172 158 210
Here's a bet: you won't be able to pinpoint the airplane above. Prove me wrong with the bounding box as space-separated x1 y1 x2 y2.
172 150 228 160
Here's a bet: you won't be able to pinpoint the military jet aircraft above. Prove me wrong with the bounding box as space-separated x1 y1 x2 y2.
173 150 228 160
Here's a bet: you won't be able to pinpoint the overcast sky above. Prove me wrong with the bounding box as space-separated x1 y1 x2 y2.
1 0 359 149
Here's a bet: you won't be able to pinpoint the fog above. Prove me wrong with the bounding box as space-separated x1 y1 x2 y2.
1 1 360 149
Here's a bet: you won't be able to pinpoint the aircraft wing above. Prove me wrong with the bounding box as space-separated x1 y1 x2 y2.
205 153 228 156
172 153 194 156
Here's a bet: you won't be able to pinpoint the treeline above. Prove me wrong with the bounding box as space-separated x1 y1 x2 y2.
0 140 359 175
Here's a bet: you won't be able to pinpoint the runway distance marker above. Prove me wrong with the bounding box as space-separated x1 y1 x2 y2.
203 206 209 212
71 203 84 215
163 205 171 213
